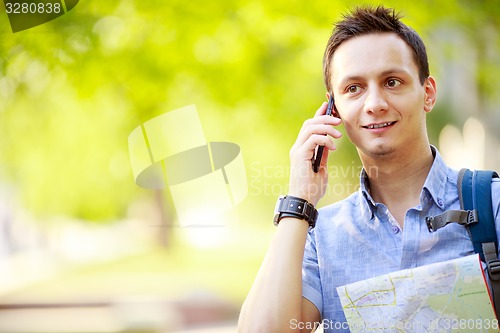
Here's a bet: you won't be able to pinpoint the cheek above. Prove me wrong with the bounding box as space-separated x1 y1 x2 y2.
340 117 359 142
336 100 363 140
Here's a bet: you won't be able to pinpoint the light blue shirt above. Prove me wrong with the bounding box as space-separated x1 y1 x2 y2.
302 147 500 332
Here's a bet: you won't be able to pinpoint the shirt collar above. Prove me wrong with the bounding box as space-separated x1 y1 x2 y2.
358 145 448 217
421 145 448 210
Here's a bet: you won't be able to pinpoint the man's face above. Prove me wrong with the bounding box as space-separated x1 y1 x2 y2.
329 32 436 159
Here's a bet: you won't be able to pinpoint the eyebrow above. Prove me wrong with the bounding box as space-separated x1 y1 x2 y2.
337 68 411 87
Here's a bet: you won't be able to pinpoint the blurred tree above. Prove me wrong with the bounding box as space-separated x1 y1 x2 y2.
0 0 498 224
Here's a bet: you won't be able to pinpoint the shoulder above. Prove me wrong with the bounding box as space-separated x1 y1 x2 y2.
492 176 500 215
492 176 500 186
486 172 499 197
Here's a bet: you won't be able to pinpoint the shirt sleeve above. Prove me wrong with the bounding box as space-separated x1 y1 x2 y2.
492 178 500 256
302 228 323 315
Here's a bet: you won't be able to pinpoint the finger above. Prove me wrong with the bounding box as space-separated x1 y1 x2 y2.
314 102 343 125
297 134 337 160
314 102 328 117
317 114 342 126
295 123 342 147
300 115 342 135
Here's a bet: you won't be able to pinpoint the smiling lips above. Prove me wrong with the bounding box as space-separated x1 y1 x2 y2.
363 121 397 129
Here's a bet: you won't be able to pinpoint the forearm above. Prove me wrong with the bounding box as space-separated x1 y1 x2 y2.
238 218 309 333
239 102 339 332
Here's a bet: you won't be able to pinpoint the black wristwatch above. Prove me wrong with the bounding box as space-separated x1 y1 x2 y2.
273 195 318 228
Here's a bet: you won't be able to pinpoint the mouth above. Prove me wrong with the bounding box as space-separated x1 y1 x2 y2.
362 121 397 129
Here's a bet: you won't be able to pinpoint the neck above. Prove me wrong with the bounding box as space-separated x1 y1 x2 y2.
360 143 434 225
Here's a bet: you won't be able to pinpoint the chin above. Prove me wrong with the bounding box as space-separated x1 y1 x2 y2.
360 141 396 158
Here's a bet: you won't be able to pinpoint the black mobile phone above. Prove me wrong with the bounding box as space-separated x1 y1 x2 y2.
312 96 336 173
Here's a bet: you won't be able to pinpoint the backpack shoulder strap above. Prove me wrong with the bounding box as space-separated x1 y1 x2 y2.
458 168 499 262
459 168 500 318
426 168 500 315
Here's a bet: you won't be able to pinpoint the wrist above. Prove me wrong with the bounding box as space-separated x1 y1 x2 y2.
273 195 318 228
287 191 316 206
288 180 324 206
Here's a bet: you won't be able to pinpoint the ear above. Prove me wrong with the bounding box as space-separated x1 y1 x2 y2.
423 76 437 113
326 91 331 101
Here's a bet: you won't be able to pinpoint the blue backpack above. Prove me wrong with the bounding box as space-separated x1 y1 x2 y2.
426 169 499 317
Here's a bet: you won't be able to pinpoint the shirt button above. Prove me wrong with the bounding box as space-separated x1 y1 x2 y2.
437 198 444 206
393 226 400 234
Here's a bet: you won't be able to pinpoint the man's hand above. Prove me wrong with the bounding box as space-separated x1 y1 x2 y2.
288 102 342 206
239 102 340 333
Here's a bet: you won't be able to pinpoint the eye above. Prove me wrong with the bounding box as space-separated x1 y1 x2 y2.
347 85 360 94
386 79 401 88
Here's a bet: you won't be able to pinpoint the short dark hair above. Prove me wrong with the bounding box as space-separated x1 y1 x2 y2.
323 6 429 93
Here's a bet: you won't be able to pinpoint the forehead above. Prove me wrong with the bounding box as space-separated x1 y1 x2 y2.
330 33 418 86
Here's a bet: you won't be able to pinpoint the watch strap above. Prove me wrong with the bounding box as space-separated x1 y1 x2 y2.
274 195 318 228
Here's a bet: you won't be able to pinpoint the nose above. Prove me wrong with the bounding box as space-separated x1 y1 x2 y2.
363 86 388 114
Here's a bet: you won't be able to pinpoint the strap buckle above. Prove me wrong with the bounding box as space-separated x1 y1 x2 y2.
426 210 478 232
484 243 500 281
302 202 315 220
488 260 500 281
467 210 478 225
425 216 436 232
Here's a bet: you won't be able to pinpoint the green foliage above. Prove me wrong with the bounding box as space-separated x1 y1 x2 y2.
0 0 498 221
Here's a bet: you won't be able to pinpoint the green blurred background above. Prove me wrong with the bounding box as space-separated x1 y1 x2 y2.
0 0 499 332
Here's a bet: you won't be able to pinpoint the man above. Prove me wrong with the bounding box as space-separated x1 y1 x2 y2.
238 5 500 333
